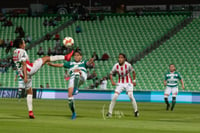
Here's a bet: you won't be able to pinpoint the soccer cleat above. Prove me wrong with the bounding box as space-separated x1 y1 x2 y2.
65 50 74 61
106 112 112 118
29 111 35 119
166 104 170 111
71 112 76 120
171 106 175 111
72 87 79 95
134 111 139 117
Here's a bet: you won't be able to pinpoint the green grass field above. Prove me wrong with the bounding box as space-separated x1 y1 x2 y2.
0 99 200 133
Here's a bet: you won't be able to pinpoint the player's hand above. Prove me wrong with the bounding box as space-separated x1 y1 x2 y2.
111 81 116 86
89 58 94 63
133 82 136 86
182 85 185 90
47 62 53 66
24 77 28 83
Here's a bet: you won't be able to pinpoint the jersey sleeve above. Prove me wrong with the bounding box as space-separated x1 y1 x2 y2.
19 51 27 62
129 64 134 72
63 61 70 68
177 72 182 80
110 65 117 75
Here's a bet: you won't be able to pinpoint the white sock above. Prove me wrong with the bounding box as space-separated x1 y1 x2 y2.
108 93 119 114
50 55 64 61
27 94 33 111
128 92 138 112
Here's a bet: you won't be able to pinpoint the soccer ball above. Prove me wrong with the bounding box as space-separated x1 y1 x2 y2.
63 37 74 47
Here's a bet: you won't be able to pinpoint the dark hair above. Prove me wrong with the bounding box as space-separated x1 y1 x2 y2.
13 38 23 48
74 49 82 56
119 53 127 61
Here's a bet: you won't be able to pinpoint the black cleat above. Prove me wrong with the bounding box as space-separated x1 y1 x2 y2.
134 111 139 117
171 106 174 111
106 112 112 118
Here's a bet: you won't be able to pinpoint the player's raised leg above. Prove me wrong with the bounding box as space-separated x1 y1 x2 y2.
40 50 74 66
73 72 80 95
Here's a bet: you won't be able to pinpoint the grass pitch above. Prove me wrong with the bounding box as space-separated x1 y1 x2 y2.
0 99 200 133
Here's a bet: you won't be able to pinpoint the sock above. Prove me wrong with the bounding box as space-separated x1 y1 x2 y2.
27 94 33 111
128 92 138 112
171 97 176 110
18 89 22 99
68 97 75 113
50 55 64 61
108 93 119 114
65 50 74 61
164 97 170 105
74 72 80 89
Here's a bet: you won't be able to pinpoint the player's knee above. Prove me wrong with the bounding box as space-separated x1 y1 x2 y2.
42 56 50 63
26 88 33 94
74 72 80 77
127 91 133 98
112 93 119 101
164 94 169 98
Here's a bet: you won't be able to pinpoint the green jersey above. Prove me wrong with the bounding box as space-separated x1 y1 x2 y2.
64 60 88 76
164 71 182 87
16 71 23 82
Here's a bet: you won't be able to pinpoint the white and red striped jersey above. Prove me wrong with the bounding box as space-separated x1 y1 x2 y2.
13 48 33 78
110 61 134 84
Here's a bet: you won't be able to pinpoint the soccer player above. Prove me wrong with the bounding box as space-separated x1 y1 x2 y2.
164 64 185 111
15 71 24 100
106 53 139 118
13 38 74 119
47 49 94 119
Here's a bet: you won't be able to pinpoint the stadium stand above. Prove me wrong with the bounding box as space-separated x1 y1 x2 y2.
0 16 71 59
134 18 200 91
1 13 199 91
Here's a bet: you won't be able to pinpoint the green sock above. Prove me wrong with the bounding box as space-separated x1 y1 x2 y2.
164 97 169 105
17 89 22 99
74 73 80 89
68 98 75 113
171 97 176 110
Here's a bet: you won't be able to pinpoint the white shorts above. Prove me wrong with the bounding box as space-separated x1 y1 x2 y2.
18 81 25 88
115 83 133 94
68 72 87 88
27 58 43 76
164 86 178 97
25 58 43 90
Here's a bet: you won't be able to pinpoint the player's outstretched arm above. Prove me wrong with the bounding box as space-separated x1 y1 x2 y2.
132 71 136 86
86 57 94 65
14 74 17 81
47 62 64 67
22 61 28 83
180 79 185 90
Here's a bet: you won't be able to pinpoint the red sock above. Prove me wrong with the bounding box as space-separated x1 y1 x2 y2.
65 50 74 61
